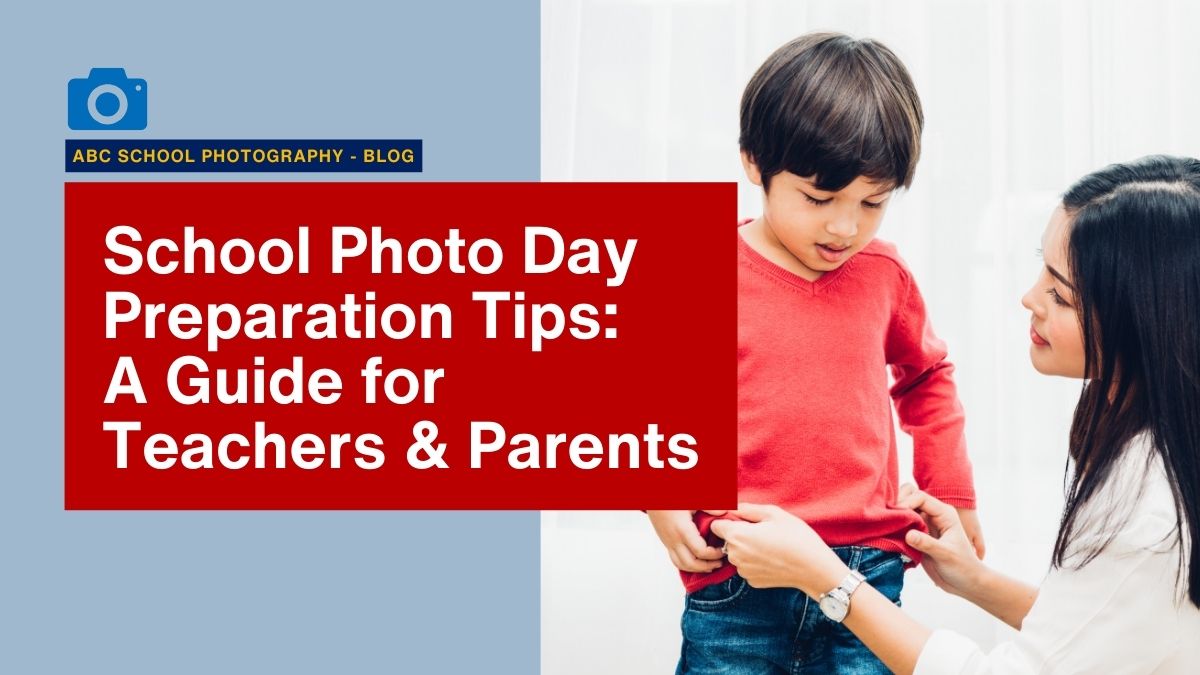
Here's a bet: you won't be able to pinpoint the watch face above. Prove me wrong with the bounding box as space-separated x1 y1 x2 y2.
819 593 848 622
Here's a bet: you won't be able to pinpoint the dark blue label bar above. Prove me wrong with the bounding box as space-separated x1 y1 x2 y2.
65 139 422 172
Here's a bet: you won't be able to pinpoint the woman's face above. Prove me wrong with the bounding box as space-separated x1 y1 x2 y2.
1021 206 1087 378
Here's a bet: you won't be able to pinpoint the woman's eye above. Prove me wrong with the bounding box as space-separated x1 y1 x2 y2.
1046 288 1070 307
802 193 832 206
862 200 885 210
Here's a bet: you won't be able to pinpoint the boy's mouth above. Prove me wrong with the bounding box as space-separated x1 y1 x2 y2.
816 243 851 263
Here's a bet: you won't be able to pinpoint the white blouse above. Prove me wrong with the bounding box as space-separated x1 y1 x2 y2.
915 434 1200 674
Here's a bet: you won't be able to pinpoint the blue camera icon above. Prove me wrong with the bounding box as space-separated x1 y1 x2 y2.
68 68 147 130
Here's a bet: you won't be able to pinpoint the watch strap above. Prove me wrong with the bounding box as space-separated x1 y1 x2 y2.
841 569 866 596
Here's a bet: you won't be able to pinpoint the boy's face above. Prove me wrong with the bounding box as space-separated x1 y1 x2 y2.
743 155 893 279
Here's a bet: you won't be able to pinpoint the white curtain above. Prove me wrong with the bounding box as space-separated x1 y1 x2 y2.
541 2 1200 673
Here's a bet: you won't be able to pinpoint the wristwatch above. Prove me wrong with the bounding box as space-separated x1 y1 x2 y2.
817 570 866 623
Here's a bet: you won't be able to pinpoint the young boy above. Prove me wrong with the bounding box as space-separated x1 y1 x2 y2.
647 32 983 674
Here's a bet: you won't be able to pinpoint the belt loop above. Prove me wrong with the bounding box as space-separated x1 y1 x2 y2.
848 546 863 571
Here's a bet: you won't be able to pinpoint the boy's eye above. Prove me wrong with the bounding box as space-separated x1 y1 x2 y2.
862 200 885 210
802 192 832 206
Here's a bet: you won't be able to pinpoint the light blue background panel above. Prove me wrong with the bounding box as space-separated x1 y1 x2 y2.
1 1 540 672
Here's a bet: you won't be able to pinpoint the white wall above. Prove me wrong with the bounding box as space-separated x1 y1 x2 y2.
541 1 1200 673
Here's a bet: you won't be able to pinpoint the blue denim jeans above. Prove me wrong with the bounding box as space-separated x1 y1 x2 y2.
676 547 905 675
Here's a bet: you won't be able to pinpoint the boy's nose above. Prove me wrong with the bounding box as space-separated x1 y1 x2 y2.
827 217 857 239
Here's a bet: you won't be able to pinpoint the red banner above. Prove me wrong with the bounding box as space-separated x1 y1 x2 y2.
64 182 737 509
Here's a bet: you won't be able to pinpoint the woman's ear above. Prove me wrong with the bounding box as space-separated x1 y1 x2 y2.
741 151 763 187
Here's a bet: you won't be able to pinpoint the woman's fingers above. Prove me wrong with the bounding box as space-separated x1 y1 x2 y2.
899 490 962 533
710 518 745 547
729 502 775 523
672 544 724 572
709 519 730 539
915 494 963 534
686 532 726 561
905 528 942 555
896 485 928 509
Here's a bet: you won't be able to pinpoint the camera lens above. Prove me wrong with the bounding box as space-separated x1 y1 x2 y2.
87 84 128 125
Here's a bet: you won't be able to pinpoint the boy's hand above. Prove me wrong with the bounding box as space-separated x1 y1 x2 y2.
954 507 986 560
646 510 726 573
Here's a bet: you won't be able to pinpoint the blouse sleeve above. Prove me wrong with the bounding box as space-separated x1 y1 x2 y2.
914 512 1183 674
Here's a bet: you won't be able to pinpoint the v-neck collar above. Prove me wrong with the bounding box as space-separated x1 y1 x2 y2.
737 226 856 293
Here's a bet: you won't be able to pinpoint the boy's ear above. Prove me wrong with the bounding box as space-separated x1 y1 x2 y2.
741 151 763 187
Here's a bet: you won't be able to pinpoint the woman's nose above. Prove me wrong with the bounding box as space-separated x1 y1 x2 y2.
1021 287 1040 314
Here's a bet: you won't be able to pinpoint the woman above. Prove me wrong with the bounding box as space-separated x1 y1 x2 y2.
711 155 1200 673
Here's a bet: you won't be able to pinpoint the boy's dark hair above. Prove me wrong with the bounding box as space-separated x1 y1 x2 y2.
739 32 924 192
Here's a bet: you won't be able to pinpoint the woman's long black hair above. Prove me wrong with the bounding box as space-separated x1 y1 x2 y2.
1052 155 1200 607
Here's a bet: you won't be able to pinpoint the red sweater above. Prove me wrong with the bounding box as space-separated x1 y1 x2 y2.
683 229 977 593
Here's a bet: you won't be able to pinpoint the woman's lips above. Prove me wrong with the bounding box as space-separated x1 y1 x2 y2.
817 244 849 263
1030 325 1050 347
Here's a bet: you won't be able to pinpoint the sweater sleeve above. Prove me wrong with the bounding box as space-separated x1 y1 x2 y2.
885 269 976 508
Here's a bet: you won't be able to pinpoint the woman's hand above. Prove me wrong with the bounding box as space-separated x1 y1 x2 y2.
897 485 987 598
646 510 726 573
708 504 848 598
